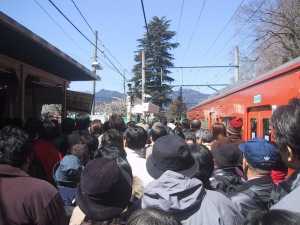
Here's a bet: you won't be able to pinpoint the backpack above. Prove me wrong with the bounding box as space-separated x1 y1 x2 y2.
214 174 243 193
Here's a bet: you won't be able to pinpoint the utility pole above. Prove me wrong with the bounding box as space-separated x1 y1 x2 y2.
142 49 145 119
235 46 239 82
123 70 126 100
179 87 182 119
91 31 100 115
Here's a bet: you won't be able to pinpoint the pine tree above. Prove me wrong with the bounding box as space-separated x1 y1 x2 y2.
131 16 179 108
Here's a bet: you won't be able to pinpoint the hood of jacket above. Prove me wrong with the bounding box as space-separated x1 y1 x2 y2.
142 170 205 214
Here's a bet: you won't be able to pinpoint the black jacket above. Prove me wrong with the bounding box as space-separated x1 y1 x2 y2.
226 176 275 218
210 167 246 193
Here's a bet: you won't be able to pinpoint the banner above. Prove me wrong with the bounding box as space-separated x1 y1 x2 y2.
66 90 93 113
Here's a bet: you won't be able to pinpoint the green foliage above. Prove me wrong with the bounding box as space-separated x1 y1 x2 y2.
131 16 179 107
169 95 187 119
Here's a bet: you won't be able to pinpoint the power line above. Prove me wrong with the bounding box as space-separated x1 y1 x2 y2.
197 0 245 65
202 0 268 67
34 0 90 58
140 0 150 43
180 0 207 65
70 0 132 79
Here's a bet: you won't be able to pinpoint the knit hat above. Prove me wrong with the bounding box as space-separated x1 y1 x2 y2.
211 143 239 167
76 158 132 220
227 119 243 135
238 137 277 168
53 155 83 184
146 135 199 179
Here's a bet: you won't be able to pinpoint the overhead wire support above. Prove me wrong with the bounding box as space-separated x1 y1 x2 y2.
168 65 237 69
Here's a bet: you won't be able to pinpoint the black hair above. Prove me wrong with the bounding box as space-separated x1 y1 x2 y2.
181 118 190 129
190 119 201 130
159 117 168 126
123 126 147 150
271 98 300 159
61 117 75 135
185 131 196 143
189 143 214 189
150 126 167 142
169 127 185 139
0 126 32 167
195 129 213 143
102 121 111 133
94 144 132 179
243 209 300 225
127 207 182 225
101 129 123 147
75 113 90 130
94 143 127 159
78 134 99 158
38 120 59 140
109 114 126 132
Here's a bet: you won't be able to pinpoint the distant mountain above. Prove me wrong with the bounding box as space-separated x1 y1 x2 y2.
171 89 210 109
95 89 125 104
94 88 210 108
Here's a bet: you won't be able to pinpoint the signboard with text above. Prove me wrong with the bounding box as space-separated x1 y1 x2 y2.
66 90 93 113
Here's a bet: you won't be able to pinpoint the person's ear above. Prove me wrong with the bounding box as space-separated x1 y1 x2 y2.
123 138 128 148
287 146 295 162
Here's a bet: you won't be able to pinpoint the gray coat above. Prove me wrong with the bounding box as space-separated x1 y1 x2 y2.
141 170 244 225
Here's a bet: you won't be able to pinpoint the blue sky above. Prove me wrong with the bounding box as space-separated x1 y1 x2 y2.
1 0 245 96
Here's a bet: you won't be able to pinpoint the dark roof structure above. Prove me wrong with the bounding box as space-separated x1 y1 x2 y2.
0 12 98 81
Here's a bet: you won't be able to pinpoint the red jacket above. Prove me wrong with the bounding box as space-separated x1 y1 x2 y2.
0 164 68 225
32 139 63 183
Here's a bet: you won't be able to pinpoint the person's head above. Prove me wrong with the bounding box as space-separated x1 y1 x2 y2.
243 209 300 225
126 121 137 128
185 131 196 144
271 98 300 170
102 121 111 133
150 126 167 142
159 117 168 126
38 120 59 140
227 118 243 137
239 137 277 176
109 114 126 132
61 117 75 135
53 155 83 187
75 113 90 130
195 129 213 144
146 135 199 179
211 143 240 169
123 126 147 150
181 118 190 129
189 143 214 189
169 126 185 139
190 119 201 130
127 207 182 225
101 129 123 147
78 134 99 158
90 119 103 138
76 158 132 221
211 123 227 141
68 143 90 166
0 126 32 168
94 143 127 160
94 144 132 179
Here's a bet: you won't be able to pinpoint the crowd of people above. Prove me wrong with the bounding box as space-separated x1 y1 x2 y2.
1 98 300 225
